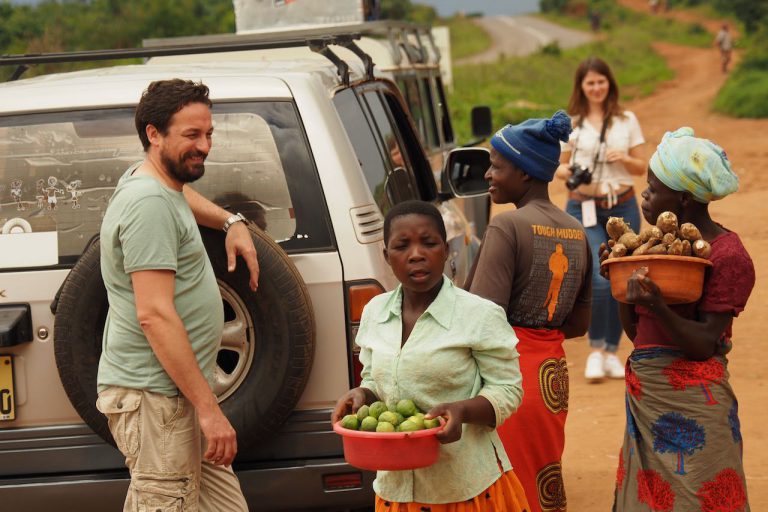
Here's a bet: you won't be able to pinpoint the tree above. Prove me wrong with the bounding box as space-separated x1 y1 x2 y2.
637 469 675 512
663 358 724 405
696 468 747 512
652 412 706 475
714 0 768 34
540 0 569 13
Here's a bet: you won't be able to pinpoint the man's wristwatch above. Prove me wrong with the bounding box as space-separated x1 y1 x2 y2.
223 212 248 232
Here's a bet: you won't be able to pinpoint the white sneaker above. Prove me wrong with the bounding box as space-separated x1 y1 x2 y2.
585 351 605 381
603 354 626 379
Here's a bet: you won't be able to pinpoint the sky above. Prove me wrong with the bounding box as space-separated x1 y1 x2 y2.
414 0 540 16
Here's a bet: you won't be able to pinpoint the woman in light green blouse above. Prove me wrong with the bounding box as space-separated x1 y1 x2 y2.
332 200 531 511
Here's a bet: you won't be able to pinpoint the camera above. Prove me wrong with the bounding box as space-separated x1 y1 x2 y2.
566 164 593 191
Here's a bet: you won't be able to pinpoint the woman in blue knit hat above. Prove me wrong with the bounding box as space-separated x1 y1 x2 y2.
555 57 648 383
465 110 592 512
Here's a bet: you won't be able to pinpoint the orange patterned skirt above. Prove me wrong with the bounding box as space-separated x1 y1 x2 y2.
374 470 530 512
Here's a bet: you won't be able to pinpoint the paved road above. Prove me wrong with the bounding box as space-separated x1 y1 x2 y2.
455 15 594 65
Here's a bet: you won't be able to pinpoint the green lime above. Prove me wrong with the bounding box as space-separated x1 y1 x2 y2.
377 411 399 426
368 401 388 419
376 421 395 432
399 419 419 432
340 414 359 430
360 416 378 432
356 405 370 421
423 417 441 429
408 414 425 429
394 412 405 425
396 399 418 418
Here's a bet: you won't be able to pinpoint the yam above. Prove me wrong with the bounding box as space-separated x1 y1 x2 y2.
681 239 692 256
610 243 628 259
662 232 676 245
606 217 631 241
633 237 661 256
679 222 702 241
646 244 668 255
692 239 712 259
608 239 616 248
639 226 663 243
656 211 678 234
617 232 642 251
667 238 684 256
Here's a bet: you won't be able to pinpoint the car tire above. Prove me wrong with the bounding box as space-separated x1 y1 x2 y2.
53 225 315 451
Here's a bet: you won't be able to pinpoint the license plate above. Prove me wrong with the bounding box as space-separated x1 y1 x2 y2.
0 355 15 421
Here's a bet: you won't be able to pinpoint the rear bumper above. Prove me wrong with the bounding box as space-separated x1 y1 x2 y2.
0 458 375 511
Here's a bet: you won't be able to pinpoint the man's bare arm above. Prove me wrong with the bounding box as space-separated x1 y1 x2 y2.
183 185 259 291
132 269 237 466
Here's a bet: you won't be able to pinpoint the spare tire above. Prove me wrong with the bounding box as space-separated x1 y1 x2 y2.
53 225 315 450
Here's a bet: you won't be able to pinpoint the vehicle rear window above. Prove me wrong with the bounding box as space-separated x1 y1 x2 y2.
0 101 332 270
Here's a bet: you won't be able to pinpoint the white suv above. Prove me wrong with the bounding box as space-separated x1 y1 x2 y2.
0 28 489 511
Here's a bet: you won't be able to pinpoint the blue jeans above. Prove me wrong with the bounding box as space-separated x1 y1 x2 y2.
566 195 641 353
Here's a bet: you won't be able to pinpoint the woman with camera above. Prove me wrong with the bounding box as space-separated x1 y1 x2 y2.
555 57 647 382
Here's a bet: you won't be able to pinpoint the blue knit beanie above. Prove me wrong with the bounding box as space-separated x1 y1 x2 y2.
490 110 572 182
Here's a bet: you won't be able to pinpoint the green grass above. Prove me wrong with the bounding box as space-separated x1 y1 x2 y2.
714 69 768 118
448 26 672 143
437 16 492 61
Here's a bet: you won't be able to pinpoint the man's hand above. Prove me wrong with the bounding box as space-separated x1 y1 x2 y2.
226 222 259 291
199 404 238 466
331 388 370 424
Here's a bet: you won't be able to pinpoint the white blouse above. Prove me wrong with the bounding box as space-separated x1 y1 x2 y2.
561 110 645 196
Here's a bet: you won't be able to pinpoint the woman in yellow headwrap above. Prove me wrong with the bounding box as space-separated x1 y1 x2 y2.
605 128 755 511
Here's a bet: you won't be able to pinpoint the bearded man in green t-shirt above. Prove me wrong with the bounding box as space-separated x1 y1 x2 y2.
96 79 259 511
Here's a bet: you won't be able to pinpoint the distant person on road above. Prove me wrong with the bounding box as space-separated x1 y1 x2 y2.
555 57 647 383
649 0 660 14
588 8 602 32
604 127 754 511
465 111 592 512
715 22 733 73
332 200 530 512
97 79 259 511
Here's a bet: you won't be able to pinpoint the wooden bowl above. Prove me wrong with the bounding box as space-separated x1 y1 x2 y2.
601 255 713 304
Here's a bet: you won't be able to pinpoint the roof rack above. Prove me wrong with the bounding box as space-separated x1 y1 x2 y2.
0 31 372 85
143 21 440 66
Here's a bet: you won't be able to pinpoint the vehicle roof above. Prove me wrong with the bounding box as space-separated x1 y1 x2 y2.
0 59 364 115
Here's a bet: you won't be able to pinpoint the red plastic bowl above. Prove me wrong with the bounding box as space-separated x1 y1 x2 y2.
333 420 444 471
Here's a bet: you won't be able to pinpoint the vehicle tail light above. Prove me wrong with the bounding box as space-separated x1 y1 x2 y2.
345 282 384 388
322 471 363 492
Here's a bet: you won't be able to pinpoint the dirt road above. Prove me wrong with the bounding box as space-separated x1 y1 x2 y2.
493 3 767 509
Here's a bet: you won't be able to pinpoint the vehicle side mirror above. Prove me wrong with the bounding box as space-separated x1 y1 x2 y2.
471 106 493 138
443 147 490 198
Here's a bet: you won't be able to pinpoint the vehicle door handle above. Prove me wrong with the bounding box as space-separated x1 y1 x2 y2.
0 303 32 347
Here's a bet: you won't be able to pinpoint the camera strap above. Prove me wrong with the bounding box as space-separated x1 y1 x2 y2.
591 117 610 184
569 115 609 174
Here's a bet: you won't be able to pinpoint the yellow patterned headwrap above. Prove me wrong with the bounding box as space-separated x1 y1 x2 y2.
649 127 738 203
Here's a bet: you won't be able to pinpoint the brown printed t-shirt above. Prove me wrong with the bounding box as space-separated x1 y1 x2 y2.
467 201 592 330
